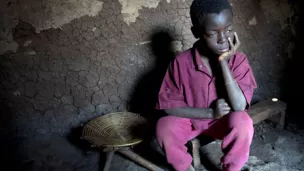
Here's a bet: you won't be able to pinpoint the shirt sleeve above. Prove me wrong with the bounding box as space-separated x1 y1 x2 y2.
230 53 257 108
155 59 187 110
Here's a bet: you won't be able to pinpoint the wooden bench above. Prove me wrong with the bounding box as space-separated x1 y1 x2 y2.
190 98 287 169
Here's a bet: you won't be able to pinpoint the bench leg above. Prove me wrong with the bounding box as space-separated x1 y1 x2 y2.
268 111 286 129
190 138 201 168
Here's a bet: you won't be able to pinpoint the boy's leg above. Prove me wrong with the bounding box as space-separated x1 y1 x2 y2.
204 111 254 171
156 116 200 171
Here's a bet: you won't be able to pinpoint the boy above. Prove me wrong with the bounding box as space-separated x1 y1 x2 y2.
155 0 257 171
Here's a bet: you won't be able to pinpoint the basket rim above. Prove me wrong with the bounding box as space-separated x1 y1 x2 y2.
81 136 143 147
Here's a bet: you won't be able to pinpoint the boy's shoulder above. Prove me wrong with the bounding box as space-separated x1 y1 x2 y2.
176 49 192 59
172 49 193 65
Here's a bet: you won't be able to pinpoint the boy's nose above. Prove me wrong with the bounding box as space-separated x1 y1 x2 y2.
218 32 227 44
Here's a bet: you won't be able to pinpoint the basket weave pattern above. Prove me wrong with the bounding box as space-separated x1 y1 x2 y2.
82 112 147 148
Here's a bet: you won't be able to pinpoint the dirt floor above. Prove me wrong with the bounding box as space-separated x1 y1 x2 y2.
108 121 304 171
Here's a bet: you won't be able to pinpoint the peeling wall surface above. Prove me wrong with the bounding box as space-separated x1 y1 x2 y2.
0 0 296 170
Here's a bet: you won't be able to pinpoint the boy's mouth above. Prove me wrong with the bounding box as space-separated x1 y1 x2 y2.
217 48 229 53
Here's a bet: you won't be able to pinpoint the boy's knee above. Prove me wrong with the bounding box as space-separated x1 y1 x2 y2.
156 116 179 137
229 111 253 129
156 116 191 142
227 111 254 140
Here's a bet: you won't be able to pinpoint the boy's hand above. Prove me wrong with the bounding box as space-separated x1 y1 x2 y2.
219 32 240 62
214 98 231 119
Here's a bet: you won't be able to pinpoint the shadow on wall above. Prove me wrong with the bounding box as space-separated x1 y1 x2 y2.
285 1 304 128
128 29 175 125
128 30 176 168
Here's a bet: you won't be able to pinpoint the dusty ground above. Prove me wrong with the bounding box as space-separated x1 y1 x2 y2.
108 121 304 171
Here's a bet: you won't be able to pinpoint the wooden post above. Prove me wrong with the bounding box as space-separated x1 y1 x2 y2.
190 138 201 168
103 151 115 171
268 110 286 129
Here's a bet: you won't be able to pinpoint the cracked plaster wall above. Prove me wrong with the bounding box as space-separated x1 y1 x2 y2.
0 0 296 170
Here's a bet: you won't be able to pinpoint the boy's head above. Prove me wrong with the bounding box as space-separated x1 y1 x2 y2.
190 0 233 56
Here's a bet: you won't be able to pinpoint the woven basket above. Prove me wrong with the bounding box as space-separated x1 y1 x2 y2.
82 112 148 148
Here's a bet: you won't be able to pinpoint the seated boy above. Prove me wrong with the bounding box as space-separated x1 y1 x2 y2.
155 0 257 171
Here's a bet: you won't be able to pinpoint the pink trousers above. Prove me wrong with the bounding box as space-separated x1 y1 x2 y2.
156 111 254 171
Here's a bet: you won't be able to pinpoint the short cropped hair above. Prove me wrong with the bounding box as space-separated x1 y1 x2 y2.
190 0 232 27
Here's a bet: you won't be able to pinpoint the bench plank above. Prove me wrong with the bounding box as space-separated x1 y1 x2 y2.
248 99 286 125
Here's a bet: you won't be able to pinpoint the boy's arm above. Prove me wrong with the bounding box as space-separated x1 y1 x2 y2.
220 60 246 111
164 99 231 119
164 107 214 119
219 32 256 111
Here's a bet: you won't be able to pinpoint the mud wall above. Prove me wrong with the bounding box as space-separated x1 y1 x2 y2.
0 0 297 170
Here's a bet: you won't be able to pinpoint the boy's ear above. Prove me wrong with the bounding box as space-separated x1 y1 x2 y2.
191 26 200 39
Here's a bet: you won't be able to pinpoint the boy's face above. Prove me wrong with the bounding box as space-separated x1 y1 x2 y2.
194 9 233 56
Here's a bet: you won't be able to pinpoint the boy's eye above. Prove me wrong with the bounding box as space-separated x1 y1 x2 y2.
208 33 217 37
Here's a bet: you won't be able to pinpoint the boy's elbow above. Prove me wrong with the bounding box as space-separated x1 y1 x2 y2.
233 107 245 112
232 104 246 111
232 98 247 111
